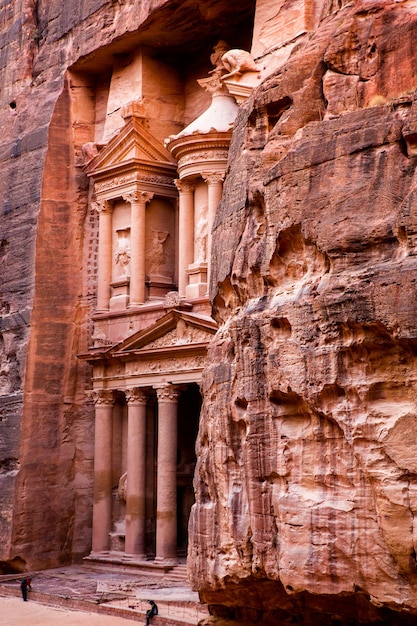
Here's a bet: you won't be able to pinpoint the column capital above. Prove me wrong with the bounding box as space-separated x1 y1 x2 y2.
90 389 115 406
92 199 113 214
202 171 224 185
125 387 148 406
123 190 154 205
155 384 181 402
174 179 195 194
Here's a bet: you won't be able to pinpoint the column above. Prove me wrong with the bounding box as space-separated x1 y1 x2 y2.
175 180 195 297
202 172 224 288
124 387 148 558
91 389 114 553
123 190 154 306
93 199 113 312
155 384 180 563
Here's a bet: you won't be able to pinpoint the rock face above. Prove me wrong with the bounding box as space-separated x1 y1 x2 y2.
189 1 417 623
3 0 417 623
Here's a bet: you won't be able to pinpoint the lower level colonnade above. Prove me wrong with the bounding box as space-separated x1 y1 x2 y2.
90 384 189 564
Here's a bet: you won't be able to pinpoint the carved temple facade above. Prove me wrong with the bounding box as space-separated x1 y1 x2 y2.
80 48 255 566
76 0 321 567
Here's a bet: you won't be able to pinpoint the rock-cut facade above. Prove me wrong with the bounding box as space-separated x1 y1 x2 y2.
2 1 417 624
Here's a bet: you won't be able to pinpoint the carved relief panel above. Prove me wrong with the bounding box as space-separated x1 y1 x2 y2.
112 200 131 281
145 197 177 296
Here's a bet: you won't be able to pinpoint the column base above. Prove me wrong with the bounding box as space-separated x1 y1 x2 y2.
123 553 147 562
153 556 179 566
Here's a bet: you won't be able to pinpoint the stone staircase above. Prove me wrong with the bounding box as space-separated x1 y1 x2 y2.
163 564 189 584
0 565 208 625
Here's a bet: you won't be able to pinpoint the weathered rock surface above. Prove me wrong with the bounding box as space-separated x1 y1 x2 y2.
3 0 417 622
190 1 417 623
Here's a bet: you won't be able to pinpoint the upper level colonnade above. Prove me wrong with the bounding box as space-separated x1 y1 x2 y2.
85 44 260 314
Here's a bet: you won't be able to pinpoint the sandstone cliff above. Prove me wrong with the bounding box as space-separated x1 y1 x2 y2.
2 0 417 623
190 1 417 623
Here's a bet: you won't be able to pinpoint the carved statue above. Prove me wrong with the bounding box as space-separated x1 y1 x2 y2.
146 229 169 275
209 40 230 73
118 472 127 502
195 205 208 263
221 49 259 80
114 229 131 275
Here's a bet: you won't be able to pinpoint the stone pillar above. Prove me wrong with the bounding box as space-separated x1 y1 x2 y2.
175 180 195 297
123 190 154 306
202 172 224 288
155 384 180 563
124 387 148 558
94 200 113 312
91 389 114 553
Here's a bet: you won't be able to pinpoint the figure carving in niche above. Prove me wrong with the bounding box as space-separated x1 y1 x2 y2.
146 229 169 275
114 229 131 276
221 49 259 79
118 472 127 502
195 205 208 263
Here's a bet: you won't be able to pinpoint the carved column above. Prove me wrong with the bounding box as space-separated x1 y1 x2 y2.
94 200 113 311
124 387 148 558
202 172 224 288
91 389 114 553
175 180 195 297
123 190 154 306
155 384 180 563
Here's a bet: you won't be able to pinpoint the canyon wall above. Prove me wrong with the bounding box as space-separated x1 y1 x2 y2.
190 1 417 624
2 0 417 623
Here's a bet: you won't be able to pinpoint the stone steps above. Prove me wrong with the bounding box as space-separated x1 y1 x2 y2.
0 566 207 626
163 565 189 584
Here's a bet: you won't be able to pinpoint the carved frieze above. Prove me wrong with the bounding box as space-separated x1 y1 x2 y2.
125 354 205 376
177 150 229 167
94 173 175 195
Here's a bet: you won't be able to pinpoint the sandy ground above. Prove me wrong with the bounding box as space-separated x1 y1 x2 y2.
0 596 141 625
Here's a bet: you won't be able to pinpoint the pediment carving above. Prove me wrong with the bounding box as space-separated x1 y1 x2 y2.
112 310 217 357
86 116 177 177
145 319 213 349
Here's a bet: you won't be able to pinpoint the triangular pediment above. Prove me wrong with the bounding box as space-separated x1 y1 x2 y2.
86 117 176 176
111 310 217 357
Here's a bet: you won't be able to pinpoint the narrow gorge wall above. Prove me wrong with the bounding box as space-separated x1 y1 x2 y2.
190 1 417 624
